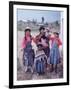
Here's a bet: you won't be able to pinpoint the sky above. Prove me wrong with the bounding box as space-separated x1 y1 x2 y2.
17 9 61 23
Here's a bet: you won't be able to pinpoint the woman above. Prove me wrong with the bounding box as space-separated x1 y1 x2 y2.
35 26 50 58
35 26 50 70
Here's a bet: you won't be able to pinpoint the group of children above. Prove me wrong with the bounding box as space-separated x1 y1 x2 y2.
21 26 62 75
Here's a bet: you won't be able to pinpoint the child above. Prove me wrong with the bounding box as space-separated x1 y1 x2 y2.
21 27 35 73
49 32 62 73
34 44 47 75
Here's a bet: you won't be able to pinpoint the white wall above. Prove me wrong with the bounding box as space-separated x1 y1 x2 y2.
0 0 71 90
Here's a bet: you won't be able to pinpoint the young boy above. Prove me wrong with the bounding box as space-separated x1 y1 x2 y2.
34 44 47 75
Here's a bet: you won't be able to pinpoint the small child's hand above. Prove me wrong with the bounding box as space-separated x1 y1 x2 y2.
42 43 48 47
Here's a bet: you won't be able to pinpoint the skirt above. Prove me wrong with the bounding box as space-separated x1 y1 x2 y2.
50 42 60 65
23 48 34 67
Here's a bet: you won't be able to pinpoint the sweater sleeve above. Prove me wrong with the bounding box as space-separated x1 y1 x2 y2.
21 37 26 49
49 35 54 41
58 38 62 46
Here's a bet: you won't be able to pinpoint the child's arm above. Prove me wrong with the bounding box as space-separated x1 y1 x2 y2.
58 38 62 47
32 37 36 43
33 35 41 44
21 37 26 51
49 35 54 41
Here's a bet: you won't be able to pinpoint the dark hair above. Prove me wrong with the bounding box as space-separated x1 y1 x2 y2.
39 26 45 31
24 29 31 40
54 32 59 36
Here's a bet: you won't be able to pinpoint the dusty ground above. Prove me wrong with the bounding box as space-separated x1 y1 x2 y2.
17 58 63 80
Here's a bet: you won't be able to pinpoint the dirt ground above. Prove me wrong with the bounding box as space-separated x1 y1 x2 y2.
17 58 63 80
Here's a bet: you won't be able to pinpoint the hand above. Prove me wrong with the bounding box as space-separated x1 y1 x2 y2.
42 43 48 47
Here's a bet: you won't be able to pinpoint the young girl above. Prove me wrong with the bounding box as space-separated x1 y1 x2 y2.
49 32 62 73
34 44 47 75
21 27 35 73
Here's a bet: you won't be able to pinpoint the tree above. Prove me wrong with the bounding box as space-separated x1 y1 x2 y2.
41 17 44 24
55 21 59 26
32 19 37 25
